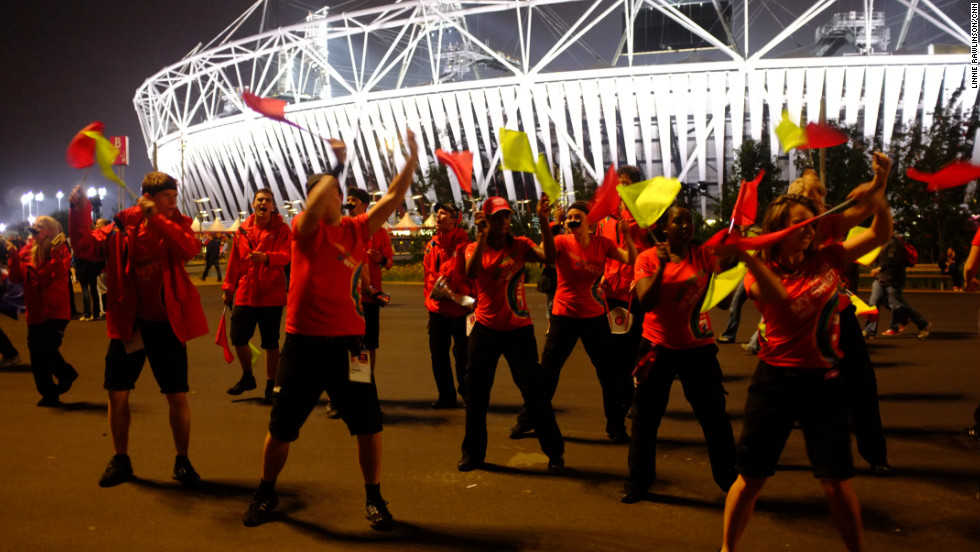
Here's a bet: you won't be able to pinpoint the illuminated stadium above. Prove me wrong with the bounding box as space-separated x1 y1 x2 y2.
133 0 978 223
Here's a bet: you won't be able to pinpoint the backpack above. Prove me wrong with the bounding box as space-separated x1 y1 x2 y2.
901 240 918 267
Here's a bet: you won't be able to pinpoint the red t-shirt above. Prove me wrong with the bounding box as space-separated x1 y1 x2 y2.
552 234 616 318
286 213 369 336
744 244 845 369
595 211 652 302
361 226 394 303
634 244 715 349
465 236 537 330
132 223 169 322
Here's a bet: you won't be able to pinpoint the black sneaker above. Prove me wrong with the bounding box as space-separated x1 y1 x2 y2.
243 490 279 527
870 463 890 477
547 456 565 474
36 396 62 407
607 430 631 444
457 454 483 472
264 380 276 404
227 374 257 396
619 482 645 504
366 500 395 531
431 398 457 409
99 456 134 487
509 421 533 439
56 367 78 395
324 401 342 419
173 458 201 484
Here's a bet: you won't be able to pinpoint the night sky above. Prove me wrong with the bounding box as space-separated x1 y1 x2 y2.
0 0 257 226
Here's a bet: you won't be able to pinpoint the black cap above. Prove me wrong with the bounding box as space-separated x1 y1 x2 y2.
346 187 371 204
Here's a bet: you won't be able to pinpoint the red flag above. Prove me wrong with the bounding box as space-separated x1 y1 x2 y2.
435 149 474 194
66 121 104 168
215 314 234 363
731 170 764 226
242 91 288 122
800 122 848 150
587 165 620 222
706 215 820 253
906 161 980 191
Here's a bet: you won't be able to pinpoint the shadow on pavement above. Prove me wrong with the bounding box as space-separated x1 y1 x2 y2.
59 400 107 413
878 391 966 401
0 363 31 373
281 517 525 550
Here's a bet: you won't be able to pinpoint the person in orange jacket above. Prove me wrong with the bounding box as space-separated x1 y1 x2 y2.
223 188 292 402
69 172 208 489
6 216 75 406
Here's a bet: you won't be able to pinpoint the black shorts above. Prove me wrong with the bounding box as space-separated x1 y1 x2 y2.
363 302 380 350
268 333 383 440
230 305 284 349
736 361 854 480
104 319 189 394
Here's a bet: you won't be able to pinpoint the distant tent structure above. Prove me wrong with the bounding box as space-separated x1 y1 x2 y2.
227 219 241 233
207 219 228 232
394 213 418 230
191 217 202 232
422 212 437 227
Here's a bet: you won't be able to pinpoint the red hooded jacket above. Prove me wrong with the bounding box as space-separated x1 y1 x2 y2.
422 226 473 317
69 202 208 343
222 213 292 307
7 240 72 325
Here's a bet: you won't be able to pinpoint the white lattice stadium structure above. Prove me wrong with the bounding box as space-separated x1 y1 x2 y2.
134 0 979 222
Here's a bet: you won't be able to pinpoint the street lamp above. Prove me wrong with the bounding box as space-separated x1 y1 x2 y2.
86 187 96 198
56 190 64 210
20 194 29 220
0 223 6 234
98 187 107 200
35 192 44 215
25 192 34 218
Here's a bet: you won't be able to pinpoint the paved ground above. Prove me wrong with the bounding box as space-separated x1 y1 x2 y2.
1 268 978 551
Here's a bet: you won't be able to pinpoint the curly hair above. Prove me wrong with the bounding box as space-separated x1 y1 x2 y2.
141 171 178 196
758 194 819 265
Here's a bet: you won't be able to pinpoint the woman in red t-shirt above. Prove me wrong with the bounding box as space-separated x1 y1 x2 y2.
6 216 76 406
620 201 737 503
716 193 892 552
525 201 636 442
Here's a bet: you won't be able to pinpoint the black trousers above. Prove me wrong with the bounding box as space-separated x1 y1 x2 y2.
606 298 645 417
0 325 18 359
462 323 563 461
838 304 888 466
628 341 737 492
75 258 105 317
428 311 468 401
520 314 626 435
202 258 222 280
27 319 75 399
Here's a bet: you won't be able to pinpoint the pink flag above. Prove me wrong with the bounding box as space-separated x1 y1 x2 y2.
907 161 980 192
731 170 764 226
587 165 620 222
800 123 848 150
435 149 474 194
215 314 234 363
66 121 105 168
242 91 287 122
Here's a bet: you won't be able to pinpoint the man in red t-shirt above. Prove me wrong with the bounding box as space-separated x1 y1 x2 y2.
458 195 565 473
243 132 418 532
223 188 292 403
69 172 209 488
422 202 472 408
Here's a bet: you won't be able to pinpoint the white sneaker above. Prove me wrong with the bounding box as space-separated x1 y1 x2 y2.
0 355 21 369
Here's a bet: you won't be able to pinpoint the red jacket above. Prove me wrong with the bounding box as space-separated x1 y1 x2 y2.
422 227 473 317
222 213 292 307
69 202 208 343
7 240 72 325
360 226 394 304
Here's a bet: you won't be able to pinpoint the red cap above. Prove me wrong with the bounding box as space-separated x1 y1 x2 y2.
483 196 512 216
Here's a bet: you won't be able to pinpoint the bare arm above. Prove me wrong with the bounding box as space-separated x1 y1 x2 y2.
838 151 891 229
606 217 637 265
634 242 669 310
840 195 893 266
465 212 488 280
527 194 556 264
368 129 419 236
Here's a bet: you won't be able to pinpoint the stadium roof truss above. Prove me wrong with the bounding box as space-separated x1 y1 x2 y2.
134 0 978 220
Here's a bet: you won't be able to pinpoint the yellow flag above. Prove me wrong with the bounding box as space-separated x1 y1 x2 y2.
701 262 748 313
616 176 682 228
850 293 878 316
775 110 808 153
248 341 263 359
499 128 536 173
534 154 561 201
81 130 127 188
845 226 881 266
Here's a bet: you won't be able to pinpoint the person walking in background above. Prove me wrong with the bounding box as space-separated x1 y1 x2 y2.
74 218 107 321
938 246 964 291
6 216 76 406
70 173 209 488
864 233 931 339
422 202 472 409
201 233 223 282
0 238 22 369
223 188 292 403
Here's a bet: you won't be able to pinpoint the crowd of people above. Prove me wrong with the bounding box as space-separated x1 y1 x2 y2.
1 137 978 551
